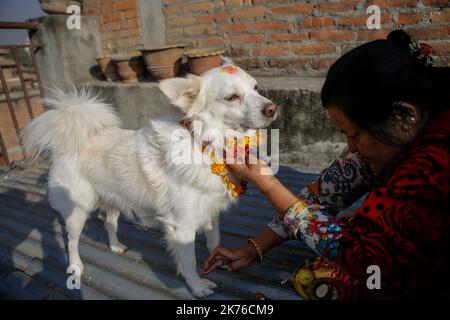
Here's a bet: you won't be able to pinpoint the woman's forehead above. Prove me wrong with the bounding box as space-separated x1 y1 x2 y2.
327 106 358 133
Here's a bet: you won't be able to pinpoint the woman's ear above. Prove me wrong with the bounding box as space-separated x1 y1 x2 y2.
391 102 422 132
159 74 202 114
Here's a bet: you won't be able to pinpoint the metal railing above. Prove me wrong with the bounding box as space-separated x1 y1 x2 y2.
0 22 42 165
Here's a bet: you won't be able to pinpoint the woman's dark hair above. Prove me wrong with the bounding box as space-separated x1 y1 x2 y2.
321 29 450 145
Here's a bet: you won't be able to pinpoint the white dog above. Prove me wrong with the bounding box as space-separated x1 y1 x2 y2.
21 63 278 297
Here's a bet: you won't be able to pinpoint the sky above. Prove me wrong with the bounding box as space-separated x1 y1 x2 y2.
0 0 47 44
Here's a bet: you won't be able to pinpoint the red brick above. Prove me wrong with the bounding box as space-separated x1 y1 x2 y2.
167 17 195 26
183 2 214 13
316 0 360 13
101 0 115 5
184 25 215 36
292 43 336 55
219 23 248 33
432 42 450 54
267 58 290 68
268 32 308 42
340 13 391 27
311 58 337 70
198 13 229 23
229 34 265 44
270 3 313 15
234 58 265 69
224 0 243 5
430 9 450 22
84 9 96 16
269 58 308 69
372 0 417 7
123 9 138 19
101 21 121 31
253 45 289 56
165 0 185 4
103 13 122 23
408 26 450 40
165 5 181 15
231 6 267 19
115 0 136 11
397 13 422 25
99 23 109 34
302 17 335 28
356 29 390 41
121 19 139 29
309 30 354 41
229 47 249 57
167 27 183 38
124 28 140 37
251 21 291 31
252 0 285 4
422 0 450 6
100 6 115 14
83 0 97 9
197 36 226 47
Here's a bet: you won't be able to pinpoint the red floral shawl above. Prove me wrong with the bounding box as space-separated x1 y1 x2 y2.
337 109 450 299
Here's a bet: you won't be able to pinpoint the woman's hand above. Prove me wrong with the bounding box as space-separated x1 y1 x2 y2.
203 244 258 275
226 153 277 195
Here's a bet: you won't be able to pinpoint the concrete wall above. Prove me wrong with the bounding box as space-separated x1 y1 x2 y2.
137 0 166 47
257 77 345 169
89 81 181 130
30 15 102 94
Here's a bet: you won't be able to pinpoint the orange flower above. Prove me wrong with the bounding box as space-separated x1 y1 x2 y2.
211 163 227 175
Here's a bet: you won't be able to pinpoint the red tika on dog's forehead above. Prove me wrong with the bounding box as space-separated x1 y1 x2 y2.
216 64 256 84
219 65 240 75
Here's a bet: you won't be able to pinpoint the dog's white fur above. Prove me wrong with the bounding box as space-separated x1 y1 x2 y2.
21 64 276 297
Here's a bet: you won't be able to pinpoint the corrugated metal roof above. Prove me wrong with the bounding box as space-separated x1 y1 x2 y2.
0 161 319 300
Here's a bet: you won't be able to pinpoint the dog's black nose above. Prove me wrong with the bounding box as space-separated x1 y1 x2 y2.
262 103 278 117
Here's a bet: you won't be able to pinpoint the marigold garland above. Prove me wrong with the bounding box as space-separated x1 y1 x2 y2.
202 132 264 198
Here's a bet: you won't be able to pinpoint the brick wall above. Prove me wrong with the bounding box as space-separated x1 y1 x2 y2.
83 0 141 55
164 0 450 76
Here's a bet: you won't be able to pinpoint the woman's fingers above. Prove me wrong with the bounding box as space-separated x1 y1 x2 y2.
203 246 250 274
202 255 228 275
204 247 234 271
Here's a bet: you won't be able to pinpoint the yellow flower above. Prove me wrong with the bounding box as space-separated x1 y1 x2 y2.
211 163 227 175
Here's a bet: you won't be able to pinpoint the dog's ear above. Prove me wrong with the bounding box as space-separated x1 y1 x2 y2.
220 56 233 66
159 74 201 113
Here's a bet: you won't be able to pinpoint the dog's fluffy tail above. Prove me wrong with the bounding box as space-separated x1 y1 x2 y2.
21 87 120 161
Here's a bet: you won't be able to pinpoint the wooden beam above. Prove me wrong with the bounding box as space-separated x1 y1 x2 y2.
0 21 38 30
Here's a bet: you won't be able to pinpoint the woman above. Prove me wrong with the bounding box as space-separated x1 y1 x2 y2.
203 30 450 299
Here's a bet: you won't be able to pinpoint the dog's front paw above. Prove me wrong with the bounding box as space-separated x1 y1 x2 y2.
191 278 217 298
110 243 128 254
68 262 84 277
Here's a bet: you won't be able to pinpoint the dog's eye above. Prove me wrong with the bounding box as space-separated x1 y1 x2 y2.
225 94 240 102
254 85 258 91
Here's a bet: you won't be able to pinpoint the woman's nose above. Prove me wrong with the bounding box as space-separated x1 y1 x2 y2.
262 103 278 117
